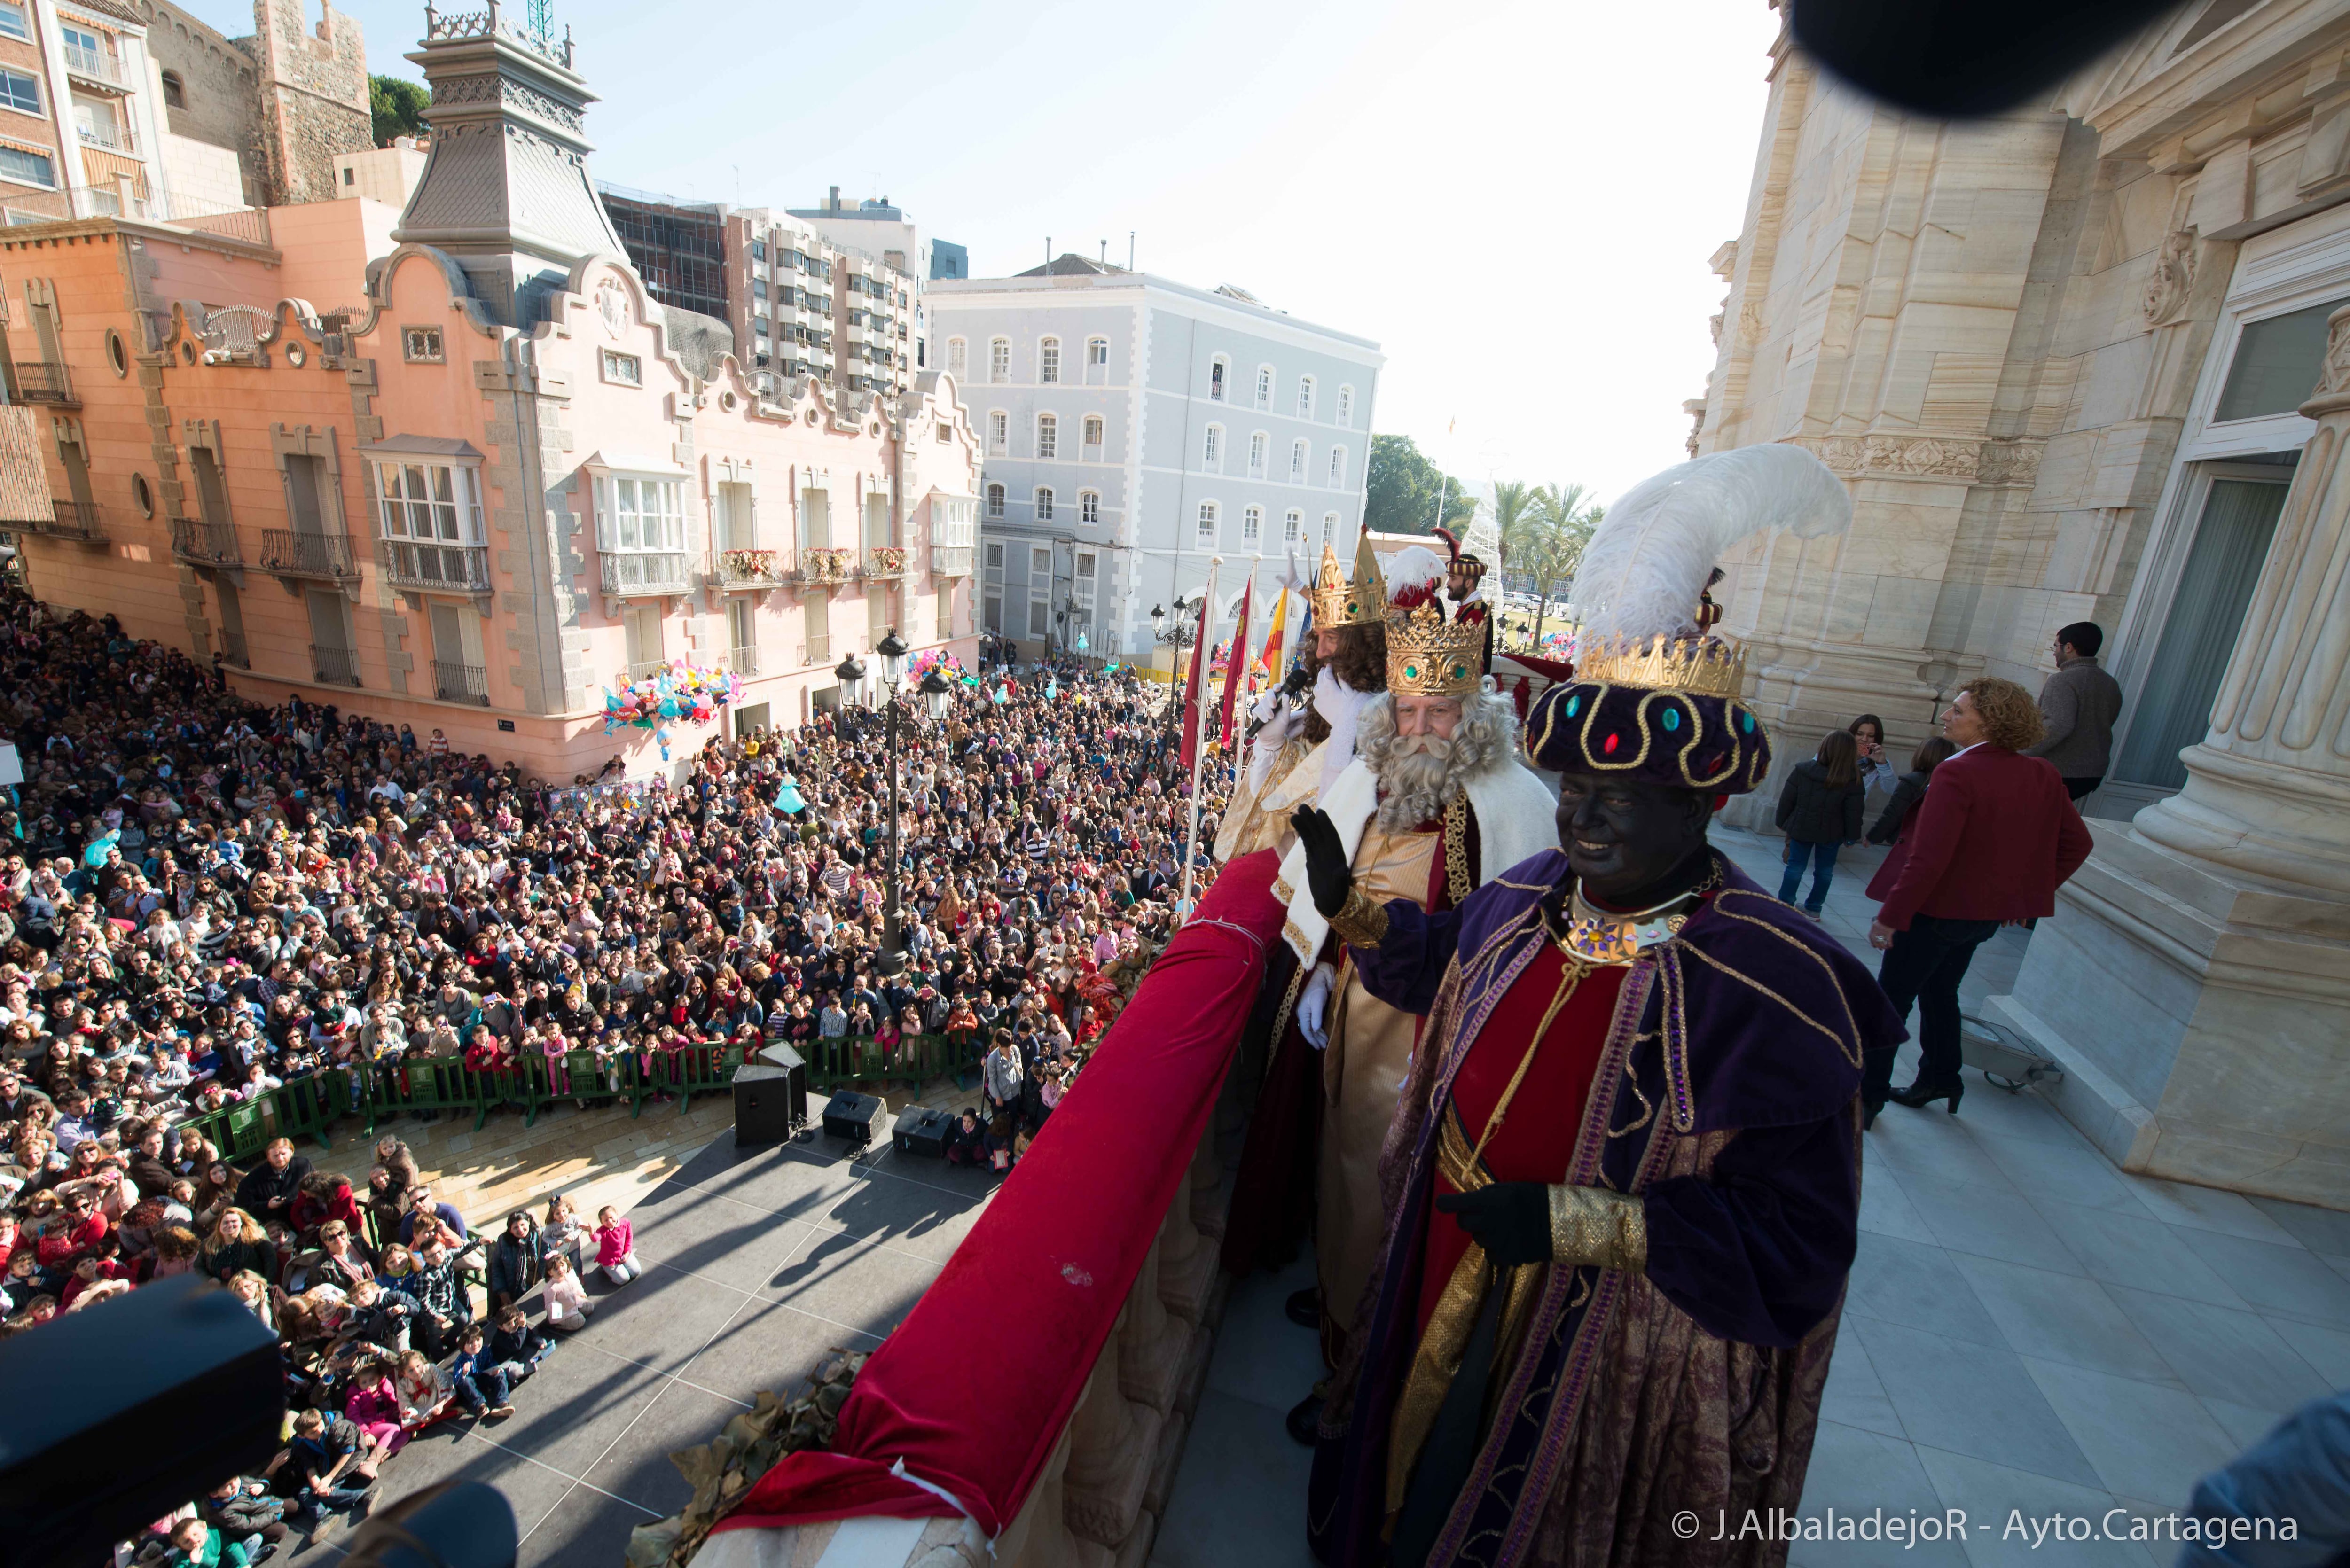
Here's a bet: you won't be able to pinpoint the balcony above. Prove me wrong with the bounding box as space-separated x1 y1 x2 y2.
714 548 786 587
309 643 361 687
793 546 854 587
44 500 103 542
15 363 73 405
803 633 830 664
862 545 908 580
215 630 248 668
600 551 693 595
169 517 240 567
931 545 974 578
382 539 491 593
63 44 127 92
625 658 668 684
76 118 134 153
258 529 359 580
431 659 488 706
725 644 760 678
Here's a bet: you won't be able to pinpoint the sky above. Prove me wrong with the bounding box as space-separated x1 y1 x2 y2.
191 0 1783 504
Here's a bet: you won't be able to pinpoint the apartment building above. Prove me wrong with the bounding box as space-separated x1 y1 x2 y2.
929 255 1382 665
0 5 979 778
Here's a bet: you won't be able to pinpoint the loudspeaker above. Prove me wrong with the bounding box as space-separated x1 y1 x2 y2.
821 1090 883 1147
892 1105 954 1159
752 1042 808 1131
733 1065 799 1147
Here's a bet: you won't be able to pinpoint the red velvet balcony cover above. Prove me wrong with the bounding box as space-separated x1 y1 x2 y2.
710 849 1284 1541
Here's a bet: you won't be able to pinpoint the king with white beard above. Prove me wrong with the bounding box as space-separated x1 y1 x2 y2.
1268 593 1557 1435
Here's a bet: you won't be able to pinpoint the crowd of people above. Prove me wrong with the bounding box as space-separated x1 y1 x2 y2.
0 586 1230 1560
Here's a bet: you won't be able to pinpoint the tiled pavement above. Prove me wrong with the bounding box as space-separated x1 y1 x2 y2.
284 1115 1000 1568
1159 829 2350 1568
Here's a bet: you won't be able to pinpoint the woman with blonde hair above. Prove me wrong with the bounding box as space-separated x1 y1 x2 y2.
198 1207 276 1285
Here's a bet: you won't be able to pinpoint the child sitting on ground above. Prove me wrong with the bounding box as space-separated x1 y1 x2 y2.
590 1206 640 1285
542 1252 593 1332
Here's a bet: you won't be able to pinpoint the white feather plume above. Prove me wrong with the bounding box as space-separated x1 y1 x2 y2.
1568 445 1851 643
1382 544 1446 595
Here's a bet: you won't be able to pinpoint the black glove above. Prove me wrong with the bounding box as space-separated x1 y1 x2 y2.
1434 1183 1552 1268
1290 806 1352 918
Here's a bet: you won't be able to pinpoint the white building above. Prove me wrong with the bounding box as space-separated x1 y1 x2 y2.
929 255 1383 664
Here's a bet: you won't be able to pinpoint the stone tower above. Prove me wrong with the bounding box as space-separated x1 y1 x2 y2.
392 0 627 328
252 0 371 207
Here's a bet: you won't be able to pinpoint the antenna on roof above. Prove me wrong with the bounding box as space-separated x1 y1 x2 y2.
1045 236 1052 268
1099 240 1106 266
1128 231 1136 271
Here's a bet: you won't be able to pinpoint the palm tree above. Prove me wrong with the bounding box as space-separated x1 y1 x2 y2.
1489 480 1538 584
1525 485 1601 648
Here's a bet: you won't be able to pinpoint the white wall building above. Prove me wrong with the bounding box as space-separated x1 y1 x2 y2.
930 255 1382 664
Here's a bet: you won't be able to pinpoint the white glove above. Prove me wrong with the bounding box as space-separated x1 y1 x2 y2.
1246 703 1297 789
1249 690 1284 725
1297 963 1335 1049
1279 549 1309 596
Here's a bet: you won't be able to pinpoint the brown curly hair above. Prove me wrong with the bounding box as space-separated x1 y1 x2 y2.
1297 622 1388 745
1958 676 2044 752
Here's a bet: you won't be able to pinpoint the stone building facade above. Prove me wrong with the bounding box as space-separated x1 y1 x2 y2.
1696 0 2350 1205
127 0 368 208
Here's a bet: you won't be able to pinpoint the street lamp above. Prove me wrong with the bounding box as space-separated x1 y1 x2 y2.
920 665 952 719
862 629 916 978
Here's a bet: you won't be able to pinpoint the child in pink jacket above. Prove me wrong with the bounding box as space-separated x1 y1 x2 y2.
591 1206 640 1285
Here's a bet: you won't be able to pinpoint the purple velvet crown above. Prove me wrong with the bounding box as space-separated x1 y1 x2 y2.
1524 678 1772 794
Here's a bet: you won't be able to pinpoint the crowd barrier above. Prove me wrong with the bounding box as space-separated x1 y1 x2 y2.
161 1032 996 1159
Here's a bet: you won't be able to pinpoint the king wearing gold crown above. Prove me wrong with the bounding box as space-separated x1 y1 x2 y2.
1294 445 1909 1568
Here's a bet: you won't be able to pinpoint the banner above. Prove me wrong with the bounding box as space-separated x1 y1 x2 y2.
1257 587 1288 685
1218 579 1253 755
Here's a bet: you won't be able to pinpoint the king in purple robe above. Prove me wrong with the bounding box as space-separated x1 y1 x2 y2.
1292 446 1908 1568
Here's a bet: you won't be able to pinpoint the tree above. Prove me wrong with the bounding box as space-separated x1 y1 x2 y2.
1490 479 1537 579
1525 484 1602 647
370 75 429 148
1363 434 1478 537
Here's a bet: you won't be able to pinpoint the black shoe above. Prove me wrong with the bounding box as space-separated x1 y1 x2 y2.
1890 1077 1964 1115
1862 1097 1884 1131
1285 1392 1323 1447
1284 1287 1321 1329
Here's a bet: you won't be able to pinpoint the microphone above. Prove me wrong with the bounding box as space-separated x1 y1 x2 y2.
1245 660 1315 743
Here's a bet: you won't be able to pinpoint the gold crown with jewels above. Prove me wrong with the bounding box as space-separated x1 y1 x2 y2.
1571 632 1748 699
1310 537 1387 629
1386 601 1486 697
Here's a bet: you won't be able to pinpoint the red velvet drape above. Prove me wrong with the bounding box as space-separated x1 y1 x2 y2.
711 850 1286 1541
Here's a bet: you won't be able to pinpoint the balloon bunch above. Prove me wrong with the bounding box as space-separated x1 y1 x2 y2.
601 661 744 762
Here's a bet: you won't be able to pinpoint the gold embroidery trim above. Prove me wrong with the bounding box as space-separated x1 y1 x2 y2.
1329 884 1390 948
1443 789 1474 907
1548 1184 1646 1273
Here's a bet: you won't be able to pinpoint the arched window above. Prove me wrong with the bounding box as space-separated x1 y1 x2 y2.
1290 439 1308 483
1322 511 1339 548
1337 385 1354 428
1036 412 1058 459
1035 486 1055 521
1081 414 1104 453
1254 365 1273 410
160 70 185 109
1085 336 1109 384
1039 337 1060 383
1080 490 1100 524
1242 505 1262 545
1209 357 1228 402
1328 445 1347 485
1248 432 1267 477
1196 501 1219 547
1284 508 1302 545
987 410 1008 455
1297 375 1316 418
946 337 966 380
989 338 1010 382
986 483 1006 517
1203 424 1223 468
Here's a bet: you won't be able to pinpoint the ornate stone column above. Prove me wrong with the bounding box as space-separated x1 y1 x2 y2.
1990 305 2350 1205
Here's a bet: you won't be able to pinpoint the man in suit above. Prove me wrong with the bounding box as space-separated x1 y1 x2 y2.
2026 620 2125 801
1866 677 2092 1122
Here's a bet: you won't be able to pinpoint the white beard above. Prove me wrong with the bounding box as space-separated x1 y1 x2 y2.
1367 733 1460 830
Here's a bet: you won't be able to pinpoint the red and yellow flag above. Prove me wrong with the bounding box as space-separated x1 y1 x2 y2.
1256 587 1288 685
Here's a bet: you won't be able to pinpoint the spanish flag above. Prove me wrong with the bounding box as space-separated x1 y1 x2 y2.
1256 587 1288 685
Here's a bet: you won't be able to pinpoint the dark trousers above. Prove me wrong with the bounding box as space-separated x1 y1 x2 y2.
2062 776 2102 802
1777 839 1841 912
452 1362 512 1412
1865 914 1999 1098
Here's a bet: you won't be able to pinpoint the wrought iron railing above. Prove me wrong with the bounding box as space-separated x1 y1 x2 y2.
599 551 692 595
431 659 488 705
216 630 248 667
382 539 491 592
715 547 785 585
805 633 830 664
863 545 908 579
259 530 358 578
794 546 854 586
46 500 102 540
309 643 361 687
170 517 240 565
726 644 760 677
625 658 669 684
16 363 72 404
63 42 123 86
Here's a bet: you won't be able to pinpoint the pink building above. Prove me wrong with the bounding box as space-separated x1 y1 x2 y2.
0 5 979 779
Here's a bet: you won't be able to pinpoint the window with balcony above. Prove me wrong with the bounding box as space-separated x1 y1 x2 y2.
594 472 689 593
989 338 1010 382
1290 438 1308 483
1035 486 1054 522
1203 424 1222 469
1196 501 1218 547
623 603 663 681
947 337 966 380
1039 337 1060 383
1255 366 1273 410
1248 432 1267 477
1297 375 1316 419
0 145 50 188
60 24 108 78
1329 445 1347 485
1080 490 1100 525
377 460 489 591
72 96 125 152
0 70 40 116
602 350 642 387
1209 357 1227 402
986 483 1005 518
1037 412 1057 459
1337 385 1354 428
1285 508 1302 545
715 479 754 551
988 410 1007 455
1082 414 1104 454
1242 505 1261 545
1085 336 1108 384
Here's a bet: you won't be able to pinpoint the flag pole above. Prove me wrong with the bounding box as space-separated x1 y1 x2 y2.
1180 555 1221 918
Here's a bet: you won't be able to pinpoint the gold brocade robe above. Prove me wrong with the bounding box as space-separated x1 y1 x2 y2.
1214 735 1323 864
